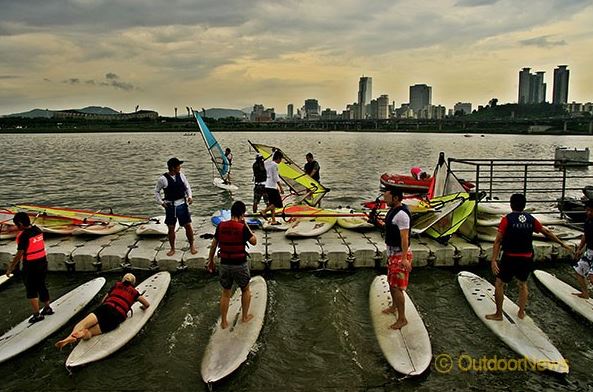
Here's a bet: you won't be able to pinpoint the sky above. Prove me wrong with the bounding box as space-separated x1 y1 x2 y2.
0 0 592 116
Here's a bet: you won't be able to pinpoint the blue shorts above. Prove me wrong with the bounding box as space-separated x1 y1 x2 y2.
164 203 191 226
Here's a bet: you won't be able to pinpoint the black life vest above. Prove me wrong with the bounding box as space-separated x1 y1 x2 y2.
384 205 412 249
16 226 47 262
104 281 139 318
253 161 267 183
502 212 535 254
585 218 593 250
304 161 320 181
163 173 187 201
218 220 247 264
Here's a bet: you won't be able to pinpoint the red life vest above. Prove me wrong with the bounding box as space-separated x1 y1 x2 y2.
16 228 47 262
104 281 139 318
218 220 247 264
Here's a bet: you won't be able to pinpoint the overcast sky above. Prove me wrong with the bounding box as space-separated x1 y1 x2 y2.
0 0 591 116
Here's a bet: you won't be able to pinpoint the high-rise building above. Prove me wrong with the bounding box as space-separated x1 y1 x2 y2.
304 99 320 119
453 102 472 115
287 104 294 119
377 95 389 119
533 71 546 103
358 76 372 118
409 84 432 113
553 65 569 105
518 67 532 104
518 68 546 104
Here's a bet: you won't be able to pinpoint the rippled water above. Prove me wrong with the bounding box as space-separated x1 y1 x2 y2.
1 131 593 391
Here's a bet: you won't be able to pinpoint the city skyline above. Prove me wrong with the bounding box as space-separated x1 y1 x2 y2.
1 0 592 117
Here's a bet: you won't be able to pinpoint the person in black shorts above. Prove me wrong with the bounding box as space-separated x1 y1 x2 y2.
55 273 150 349
259 150 284 225
486 194 571 320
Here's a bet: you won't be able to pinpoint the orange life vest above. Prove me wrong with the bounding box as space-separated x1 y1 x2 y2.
16 228 47 262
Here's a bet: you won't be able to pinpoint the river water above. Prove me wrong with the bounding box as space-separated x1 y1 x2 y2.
1 131 593 391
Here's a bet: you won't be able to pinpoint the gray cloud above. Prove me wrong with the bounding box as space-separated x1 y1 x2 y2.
520 35 567 47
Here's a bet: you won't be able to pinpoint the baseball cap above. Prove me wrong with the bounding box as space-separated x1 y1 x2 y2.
122 273 136 285
167 157 184 168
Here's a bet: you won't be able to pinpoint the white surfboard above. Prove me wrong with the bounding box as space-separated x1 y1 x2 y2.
261 220 291 231
534 270 593 323
213 178 238 192
72 222 129 236
369 275 431 376
457 271 568 374
0 277 106 364
477 213 567 227
284 217 336 237
0 274 13 288
334 208 374 230
135 216 177 236
66 271 171 367
476 225 582 242
201 276 267 383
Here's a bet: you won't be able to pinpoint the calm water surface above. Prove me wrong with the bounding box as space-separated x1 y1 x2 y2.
1 132 593 391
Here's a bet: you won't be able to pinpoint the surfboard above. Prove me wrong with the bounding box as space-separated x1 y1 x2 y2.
65 271 171 367
135 215 177 236
457 271 568 374
213 178 239 192
201 275 267 383
0 277 105 364
533 270 593 323
72 222 129 236
369 275 432 376
284 216 336 237
476 225 582 242
333 208 374 230
261 220 291 231
476 213 567 227
0 274 14 288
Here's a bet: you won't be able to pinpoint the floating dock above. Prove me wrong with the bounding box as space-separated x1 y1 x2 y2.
0 217 578 273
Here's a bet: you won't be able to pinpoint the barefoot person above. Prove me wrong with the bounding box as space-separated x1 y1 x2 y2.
55 273 149 349
372 186 413 330
154 157 198 256
573 200 593 298
259 150 284 225
5 212 53 323
207 201 257 329
486 193 572 321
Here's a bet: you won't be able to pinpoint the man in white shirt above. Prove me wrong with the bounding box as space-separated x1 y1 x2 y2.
154 157 198 256
259 150 284 225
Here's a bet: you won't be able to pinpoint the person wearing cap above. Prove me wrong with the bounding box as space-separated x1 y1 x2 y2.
304 152 320 182
371 186 413 330
55 273 150 349
154 157 198 256
5 212 53 324
252 153 268 213
572 199 593 298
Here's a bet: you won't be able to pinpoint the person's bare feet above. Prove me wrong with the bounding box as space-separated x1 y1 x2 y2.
485 313 503 321
190 246 198 255
572 292 590 299
166 249 175 256
221 319 229 329
242 314 254 323
55 331 85 350
517 309 525 319
382 306 396 314
390 319 408 330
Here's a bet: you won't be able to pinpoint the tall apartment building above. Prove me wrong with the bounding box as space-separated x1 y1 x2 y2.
287 104 294 119
453 102 472 115
304 99 320 119
409 84 432 113
518 67 546 104
250 104 275 122
553 65 569 105
358 76 372 119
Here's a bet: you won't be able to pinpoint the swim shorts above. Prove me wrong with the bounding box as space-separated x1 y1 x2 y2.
387 250 413 290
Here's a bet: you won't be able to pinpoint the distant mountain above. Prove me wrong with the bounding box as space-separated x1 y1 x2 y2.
4 106 120 118
77 106 120 115
203 108 248 120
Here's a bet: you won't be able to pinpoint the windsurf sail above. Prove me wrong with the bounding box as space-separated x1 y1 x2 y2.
424 192 476 240
248 141 329 206
428 152 468 199
14 205 148 223
193 110 231 185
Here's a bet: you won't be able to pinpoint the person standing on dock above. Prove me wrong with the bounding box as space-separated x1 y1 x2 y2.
207 201 257 329
372 186 413 330
252 153 268 213
304 152 320 182
572 199 593 298
5 212 53 323
260 150 284 225
154 157 198 256
486 193 572 320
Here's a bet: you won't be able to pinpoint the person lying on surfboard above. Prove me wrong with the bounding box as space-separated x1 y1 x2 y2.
573 199 593 299
207 201 257 329
486 193 572 320
55 273 150 349
154 157 198 256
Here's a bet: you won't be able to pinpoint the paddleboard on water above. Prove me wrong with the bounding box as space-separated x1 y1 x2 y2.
0 277 106 364
201 276 267 384
66 272 171 367
457 271 569 374
533 270 593 324
135 215 177 236
369 275 432 376
213 178 238 192
284 216 336 237
0 274 14 288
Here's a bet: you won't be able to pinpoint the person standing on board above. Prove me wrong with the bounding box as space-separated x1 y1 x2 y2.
260 150 284 225
371 186 413 330
572 199 593 298
207 201 257 329
252 153 268 213
55 273 150 349
154 157 198 256
486 193 572 320
224 147 233 184
5 212 53 323
304 152 320 182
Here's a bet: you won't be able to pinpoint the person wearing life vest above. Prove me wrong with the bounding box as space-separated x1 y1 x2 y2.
6 212 53 323
207 201 257 329
55 273 150 349
573 199 593 299
486 194 572 321
252 153 268 213
154 157 197 256
372 185 413 330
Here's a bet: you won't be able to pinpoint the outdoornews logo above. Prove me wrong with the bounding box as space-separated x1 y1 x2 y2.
434 354 569 373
